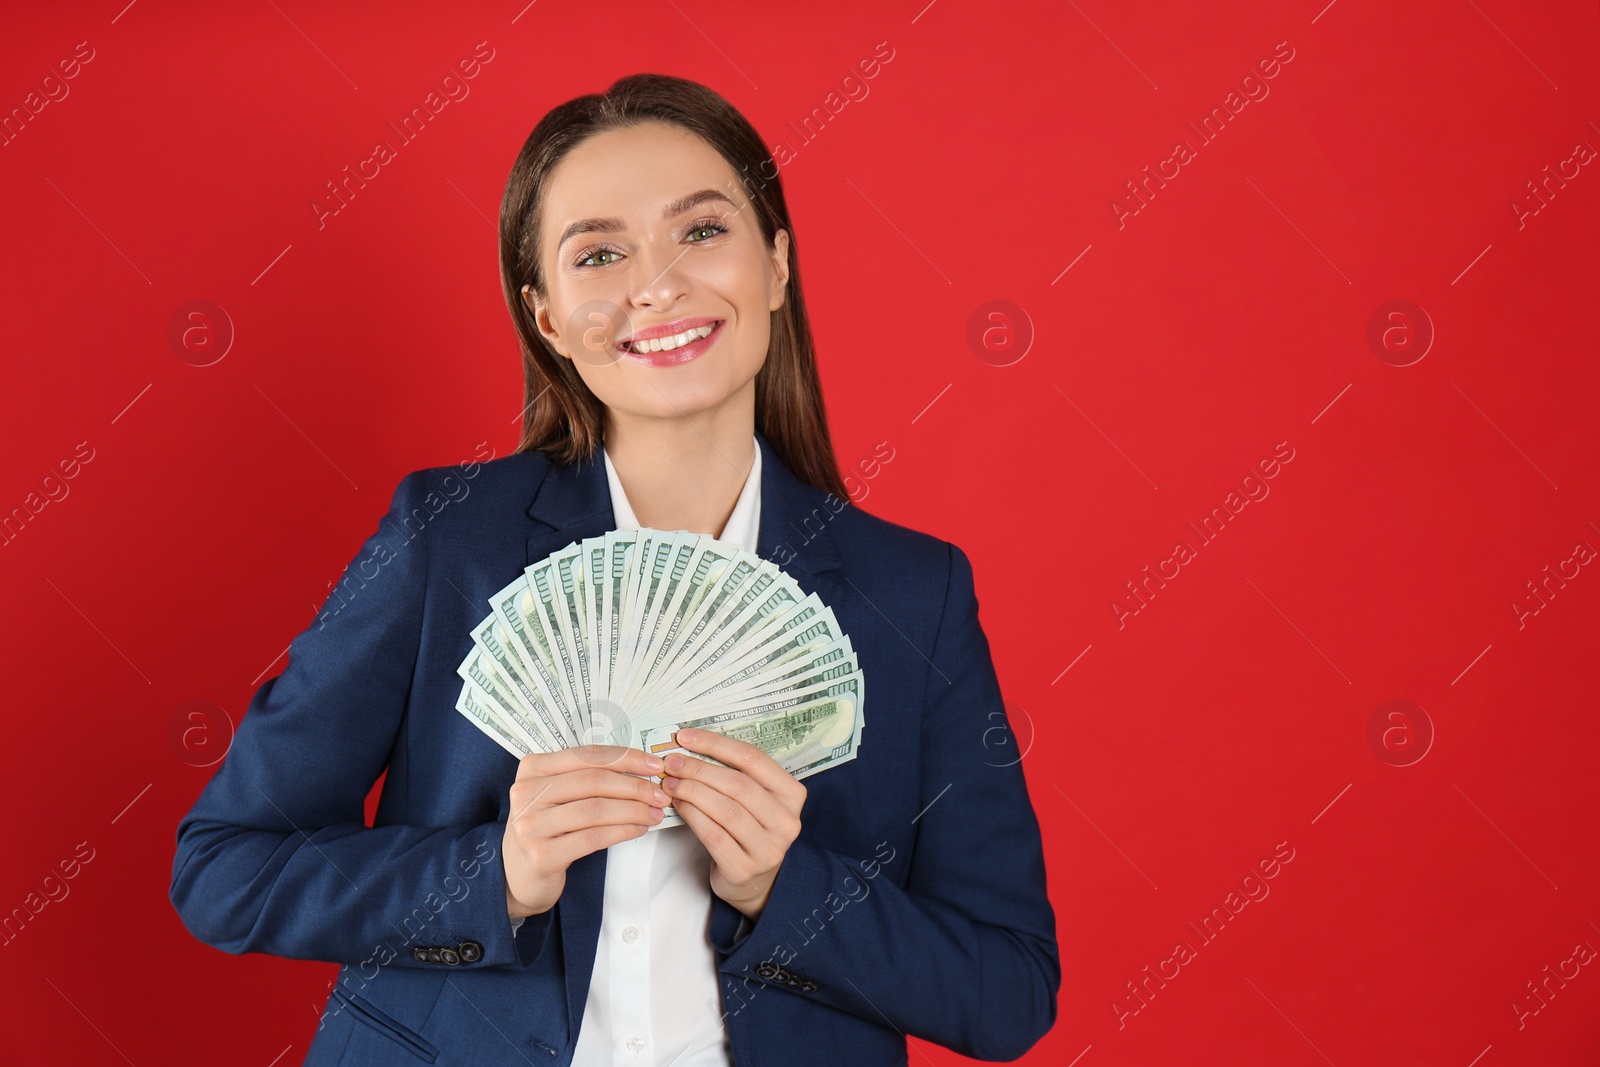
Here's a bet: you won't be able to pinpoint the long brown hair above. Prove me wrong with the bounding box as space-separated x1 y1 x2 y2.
498 73 847 500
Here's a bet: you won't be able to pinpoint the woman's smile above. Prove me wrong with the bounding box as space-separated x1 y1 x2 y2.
616 317 726 367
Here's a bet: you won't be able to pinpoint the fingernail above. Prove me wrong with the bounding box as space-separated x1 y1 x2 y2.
665 754 684 771
677 728 698 743
653 787 669 804
644 755 664 772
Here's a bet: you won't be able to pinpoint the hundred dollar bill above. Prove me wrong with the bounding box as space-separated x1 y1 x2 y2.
552 545 597 733
632 552 775 709
581 536 611 711
631 539 737 690
688 643 859 712
615 534 699 712
469 613 576 749
639 580 813 705
675 626 855 709
454 681 532 760
639 678 862 790
457 646 562 754
611 537 700 713
597 532 640 714
489 580 579 744
524 556 589 740
664 600 842 710
607 531 672 715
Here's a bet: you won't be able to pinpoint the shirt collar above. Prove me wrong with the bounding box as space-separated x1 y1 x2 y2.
600 434 762 555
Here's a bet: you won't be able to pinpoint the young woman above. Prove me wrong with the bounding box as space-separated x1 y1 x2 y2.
171 73 1059 1066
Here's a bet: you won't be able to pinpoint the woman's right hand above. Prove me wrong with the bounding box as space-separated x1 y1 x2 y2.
502 745 669 920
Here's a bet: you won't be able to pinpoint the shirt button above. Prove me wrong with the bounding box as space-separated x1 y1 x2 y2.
622 926 641 943
626 1035 644 1053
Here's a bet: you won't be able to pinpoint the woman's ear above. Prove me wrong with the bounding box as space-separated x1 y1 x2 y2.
522 284 572 360
767 229 791 313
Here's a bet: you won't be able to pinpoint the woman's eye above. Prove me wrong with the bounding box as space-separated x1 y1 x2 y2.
576 248 618 269
686 220 728 242
574 221 725 269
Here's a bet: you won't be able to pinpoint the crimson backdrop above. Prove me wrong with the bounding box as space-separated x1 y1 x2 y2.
2 1 1597 1064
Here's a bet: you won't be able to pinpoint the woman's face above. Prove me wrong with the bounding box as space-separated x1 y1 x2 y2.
526 121 790 431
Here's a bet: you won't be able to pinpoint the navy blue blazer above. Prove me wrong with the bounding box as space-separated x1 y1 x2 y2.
170 430 1059 1066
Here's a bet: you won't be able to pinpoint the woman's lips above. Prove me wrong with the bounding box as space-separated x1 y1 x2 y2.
618 320 725 367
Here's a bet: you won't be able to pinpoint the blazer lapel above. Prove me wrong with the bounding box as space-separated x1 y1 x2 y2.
517 428 846 1037
752 431 846 607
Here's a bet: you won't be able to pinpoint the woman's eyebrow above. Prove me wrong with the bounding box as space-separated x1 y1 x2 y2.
556 189 737 251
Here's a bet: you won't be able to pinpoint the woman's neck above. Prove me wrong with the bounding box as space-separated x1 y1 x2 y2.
604 414 757 538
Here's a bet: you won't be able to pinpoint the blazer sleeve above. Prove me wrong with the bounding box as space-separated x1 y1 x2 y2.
168 470 555 972
706 542 1060 1060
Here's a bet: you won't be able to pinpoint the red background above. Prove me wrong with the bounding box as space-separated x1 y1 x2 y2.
3 1 1597 1063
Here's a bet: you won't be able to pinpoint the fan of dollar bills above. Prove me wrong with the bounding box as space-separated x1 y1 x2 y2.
454 528 865 829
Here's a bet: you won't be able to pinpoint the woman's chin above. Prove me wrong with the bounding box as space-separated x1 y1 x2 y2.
614 370 759 420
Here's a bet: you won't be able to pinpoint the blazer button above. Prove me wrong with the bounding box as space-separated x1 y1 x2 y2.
458 940 483 963
440 948 460 966
798 980 819 993
755 961 781 980
425 947 444 965
412 947 429 963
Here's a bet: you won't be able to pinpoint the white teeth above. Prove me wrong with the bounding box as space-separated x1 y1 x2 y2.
627 323 716 353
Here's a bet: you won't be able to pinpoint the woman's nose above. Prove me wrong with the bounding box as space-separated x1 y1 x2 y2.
623 243 693 305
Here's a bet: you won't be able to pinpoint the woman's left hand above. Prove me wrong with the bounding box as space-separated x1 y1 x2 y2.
660 727 807 922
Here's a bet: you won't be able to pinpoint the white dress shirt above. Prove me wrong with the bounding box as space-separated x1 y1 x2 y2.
516 434 760 1066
